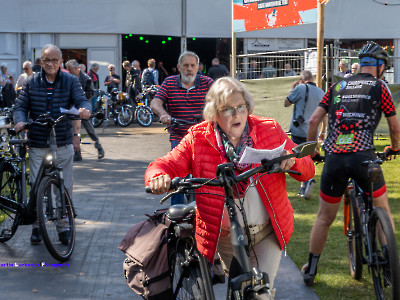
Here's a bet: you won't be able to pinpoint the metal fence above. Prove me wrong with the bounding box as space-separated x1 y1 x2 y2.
235 45 399 89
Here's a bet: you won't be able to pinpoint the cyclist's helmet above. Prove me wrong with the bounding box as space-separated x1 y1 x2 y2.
358 41 391 70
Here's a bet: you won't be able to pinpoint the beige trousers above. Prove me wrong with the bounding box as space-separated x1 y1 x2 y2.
217 223 282 297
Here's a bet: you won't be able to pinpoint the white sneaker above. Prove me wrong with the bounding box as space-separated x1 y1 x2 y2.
304 179 316 200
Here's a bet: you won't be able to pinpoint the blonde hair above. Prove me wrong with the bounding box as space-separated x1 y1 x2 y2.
203 77 254 122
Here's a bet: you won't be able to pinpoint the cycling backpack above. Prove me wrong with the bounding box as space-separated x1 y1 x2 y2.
142 69 155 86
118 209 173 300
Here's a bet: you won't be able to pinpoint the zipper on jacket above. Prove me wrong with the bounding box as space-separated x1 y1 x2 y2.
258 180 287 250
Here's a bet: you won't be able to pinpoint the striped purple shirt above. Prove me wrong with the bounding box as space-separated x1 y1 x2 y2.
155 74 213 141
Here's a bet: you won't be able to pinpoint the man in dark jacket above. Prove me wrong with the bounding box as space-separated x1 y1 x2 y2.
206 57 229 80
13 44 91 245
67 59 105 161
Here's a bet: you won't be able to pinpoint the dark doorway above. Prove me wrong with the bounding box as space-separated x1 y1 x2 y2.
122 34 222 77
61 49 87 68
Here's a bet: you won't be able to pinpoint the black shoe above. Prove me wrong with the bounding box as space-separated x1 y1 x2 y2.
74 151 83 162
58 230 71 245
301 263 317 286
97 146 105 159
30 228 42 245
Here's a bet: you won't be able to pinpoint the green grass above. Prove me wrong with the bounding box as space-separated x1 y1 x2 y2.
286 139 400 299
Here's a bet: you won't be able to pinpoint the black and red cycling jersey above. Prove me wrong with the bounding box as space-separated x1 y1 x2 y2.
320 73 396 153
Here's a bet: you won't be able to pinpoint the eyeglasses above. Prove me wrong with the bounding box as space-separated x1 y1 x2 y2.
23 68 29 70
42 58 60 65
218 104 247 117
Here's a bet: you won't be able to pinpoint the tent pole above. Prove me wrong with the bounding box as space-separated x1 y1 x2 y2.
316 1 325 88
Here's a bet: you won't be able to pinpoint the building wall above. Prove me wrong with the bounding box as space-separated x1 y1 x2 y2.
0 33 121 90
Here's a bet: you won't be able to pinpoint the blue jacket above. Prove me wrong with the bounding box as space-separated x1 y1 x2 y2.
13 69 91 148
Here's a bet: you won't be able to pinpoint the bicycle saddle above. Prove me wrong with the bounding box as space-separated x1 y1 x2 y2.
166 204 195 223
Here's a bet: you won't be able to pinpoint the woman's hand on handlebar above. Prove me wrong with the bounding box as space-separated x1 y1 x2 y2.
280 149 295 170
160 114 172 125
149 174 172 194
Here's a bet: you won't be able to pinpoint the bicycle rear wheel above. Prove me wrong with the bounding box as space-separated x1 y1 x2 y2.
370 207 400 300
346 189 363 280
0 161 21 242
171 238 207 300
37 175 75 261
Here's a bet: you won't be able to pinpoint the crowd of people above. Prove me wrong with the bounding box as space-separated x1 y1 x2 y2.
2 40 400 298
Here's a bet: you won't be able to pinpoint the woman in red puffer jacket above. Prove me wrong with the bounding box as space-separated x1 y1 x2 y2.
145 77 315 295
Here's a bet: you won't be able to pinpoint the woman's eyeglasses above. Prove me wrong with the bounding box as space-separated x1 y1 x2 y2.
218 104 247 117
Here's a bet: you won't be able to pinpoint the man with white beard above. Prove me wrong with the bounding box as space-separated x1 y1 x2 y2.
150 51 213 204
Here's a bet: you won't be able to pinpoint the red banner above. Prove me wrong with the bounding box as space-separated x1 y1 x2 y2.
233 0 318 33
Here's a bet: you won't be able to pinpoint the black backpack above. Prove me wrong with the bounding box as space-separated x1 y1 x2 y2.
1 83 16 108
142 69 155 86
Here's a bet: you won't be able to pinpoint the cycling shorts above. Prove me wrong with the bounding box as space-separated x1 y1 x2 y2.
320 150 386 203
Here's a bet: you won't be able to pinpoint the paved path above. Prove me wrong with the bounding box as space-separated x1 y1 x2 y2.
0 123 319 299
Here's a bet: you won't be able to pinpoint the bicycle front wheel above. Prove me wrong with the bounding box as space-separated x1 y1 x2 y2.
37 175 75 261
171 238 207 300
346 189 363 280
0 161 21 242
370 207 400 300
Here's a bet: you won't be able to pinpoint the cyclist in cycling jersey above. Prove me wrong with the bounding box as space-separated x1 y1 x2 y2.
302 41 400 286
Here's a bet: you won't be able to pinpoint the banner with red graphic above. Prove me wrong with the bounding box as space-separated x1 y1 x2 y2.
233 0 318 32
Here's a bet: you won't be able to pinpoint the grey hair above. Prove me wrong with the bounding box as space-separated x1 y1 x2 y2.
178 51 199 66
0 63 7 68
300 70 313 82
23 61 32 68
91 63 99 69
203 77 254 122
66 59 79 68
212 58 219 65
41 44 62 59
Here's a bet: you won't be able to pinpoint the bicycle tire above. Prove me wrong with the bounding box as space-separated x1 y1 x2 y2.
346 188 363 280
91 108 105 128
171 238 207 300
135 106 153 127
37 175 75 261
370 207 400 300
116 105 134 127
0 161 21 242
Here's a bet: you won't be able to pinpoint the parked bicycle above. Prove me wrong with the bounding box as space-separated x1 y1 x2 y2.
91 88 134 128
146 142 317 299
315 150 400 299
0 113 78 261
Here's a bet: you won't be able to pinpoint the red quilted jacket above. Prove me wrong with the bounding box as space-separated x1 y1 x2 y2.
145 115 315 263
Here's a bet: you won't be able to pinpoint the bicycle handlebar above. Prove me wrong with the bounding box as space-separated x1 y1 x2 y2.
145 142 317 203
313 149 397 164
21 113 81 132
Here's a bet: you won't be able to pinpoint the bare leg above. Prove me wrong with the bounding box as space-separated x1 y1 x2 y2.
309 198 341 254
373 190 395 231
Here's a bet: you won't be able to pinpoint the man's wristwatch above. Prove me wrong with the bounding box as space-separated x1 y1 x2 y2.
73 133 81 137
